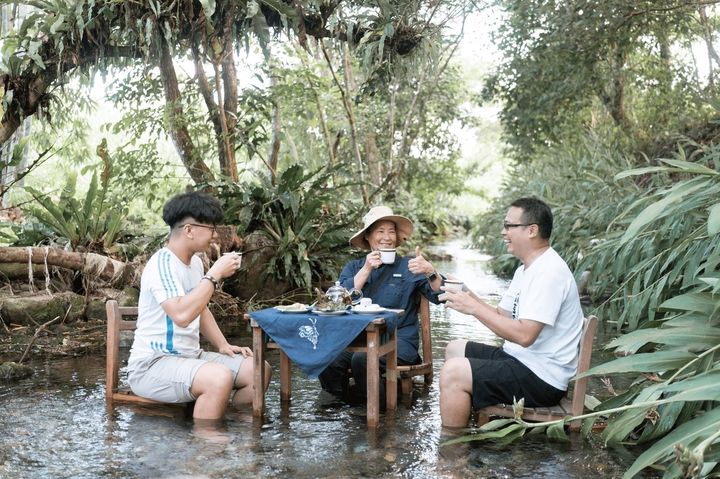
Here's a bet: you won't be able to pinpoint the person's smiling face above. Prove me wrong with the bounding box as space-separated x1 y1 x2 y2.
502 206 532 257
181 221 218 249
365 220 397 251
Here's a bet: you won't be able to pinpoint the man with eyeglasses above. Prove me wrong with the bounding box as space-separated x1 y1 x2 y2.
127 191 272 422
438 197 583 428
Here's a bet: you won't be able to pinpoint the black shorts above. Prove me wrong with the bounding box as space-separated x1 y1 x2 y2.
465 342 566 410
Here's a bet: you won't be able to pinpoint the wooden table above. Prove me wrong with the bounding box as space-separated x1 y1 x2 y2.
246 313 398 428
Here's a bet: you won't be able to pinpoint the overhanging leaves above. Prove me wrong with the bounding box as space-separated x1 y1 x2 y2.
582 351 696 377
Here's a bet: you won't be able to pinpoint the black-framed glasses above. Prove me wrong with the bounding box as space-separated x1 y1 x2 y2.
503 221 535 229
182 223 218 233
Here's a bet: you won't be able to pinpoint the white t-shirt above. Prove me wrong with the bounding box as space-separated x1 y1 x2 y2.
498 247 583 390
128 247 204 366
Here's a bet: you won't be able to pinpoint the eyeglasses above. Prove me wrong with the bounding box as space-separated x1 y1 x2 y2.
182 223 218 234
503 222 535 229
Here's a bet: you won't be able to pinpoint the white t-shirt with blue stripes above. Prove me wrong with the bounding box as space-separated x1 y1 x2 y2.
128 247 204 364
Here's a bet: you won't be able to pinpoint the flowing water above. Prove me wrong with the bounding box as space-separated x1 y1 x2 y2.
0 240 639 478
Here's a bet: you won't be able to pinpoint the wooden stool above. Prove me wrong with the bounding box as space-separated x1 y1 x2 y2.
105 300 182 408
397 296 433 395
475 315 599 431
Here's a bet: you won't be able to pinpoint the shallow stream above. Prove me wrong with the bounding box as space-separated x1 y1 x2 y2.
0 241 642 478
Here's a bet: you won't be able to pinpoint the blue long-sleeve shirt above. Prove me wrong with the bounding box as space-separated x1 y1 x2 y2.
339 255 442 364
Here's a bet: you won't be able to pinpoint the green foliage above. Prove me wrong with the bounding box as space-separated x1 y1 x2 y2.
23 166 127 253
485 0 714 158
216 163 361 290
586 280 720 478
463 141 720 477
579 148 720 331
470 130 639 278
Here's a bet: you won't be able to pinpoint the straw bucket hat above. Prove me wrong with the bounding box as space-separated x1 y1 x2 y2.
349 206 414 250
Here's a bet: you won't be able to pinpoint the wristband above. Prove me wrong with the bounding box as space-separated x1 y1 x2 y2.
202 274 219 289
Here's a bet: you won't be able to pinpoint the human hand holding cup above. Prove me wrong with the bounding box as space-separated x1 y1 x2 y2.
223 251 242 271
442 280 464 293
439 280 464 305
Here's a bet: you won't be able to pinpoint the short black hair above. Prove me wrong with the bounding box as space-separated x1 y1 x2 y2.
510 197 553 239
162 191 224 229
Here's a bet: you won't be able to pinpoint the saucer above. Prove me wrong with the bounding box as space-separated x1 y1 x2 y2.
312 309 350 316
275 304 312 313
353 305 385 314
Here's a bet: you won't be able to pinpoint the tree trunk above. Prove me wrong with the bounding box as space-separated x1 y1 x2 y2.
0 247 132 284
158 37 214 186
220 5 239 181
340 43 368 205
268 72 281 184
365 132 381 186
699 6 719 87
0 75 48 146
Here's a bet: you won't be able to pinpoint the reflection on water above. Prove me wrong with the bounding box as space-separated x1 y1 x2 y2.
0 240 631 478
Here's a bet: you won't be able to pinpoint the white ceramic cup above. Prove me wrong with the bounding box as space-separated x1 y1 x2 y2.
223 252 242 270
379 249 396 264
359 298 372 308
443 280 464 293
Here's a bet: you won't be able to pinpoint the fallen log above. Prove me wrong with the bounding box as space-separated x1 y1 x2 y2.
0 246 131 284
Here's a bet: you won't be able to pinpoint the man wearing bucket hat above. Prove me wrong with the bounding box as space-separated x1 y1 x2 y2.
318 205 444 407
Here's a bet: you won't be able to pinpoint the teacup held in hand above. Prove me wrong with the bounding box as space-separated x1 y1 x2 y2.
223 251 242 270
379 249 396 264
443 280 464 293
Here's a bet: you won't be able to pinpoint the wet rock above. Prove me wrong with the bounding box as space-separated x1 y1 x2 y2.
225 231 291 301
0 361 33 380
0 291 85 326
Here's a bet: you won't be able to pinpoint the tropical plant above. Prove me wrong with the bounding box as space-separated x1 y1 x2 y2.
580 148 720 332
23 157 126 253
0 0 451 187
216 163 361 290
450 146 720 478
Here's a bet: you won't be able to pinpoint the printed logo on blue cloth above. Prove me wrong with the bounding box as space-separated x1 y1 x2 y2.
298 317 319 349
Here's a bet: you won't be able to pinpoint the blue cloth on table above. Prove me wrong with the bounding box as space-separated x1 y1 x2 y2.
250 308 398 378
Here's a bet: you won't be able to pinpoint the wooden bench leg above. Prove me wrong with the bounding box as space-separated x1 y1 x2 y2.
476 412 489 427
252 325 265 418
386 331 397 411
400 378 413 396
366 328 380 428
280 350 291 403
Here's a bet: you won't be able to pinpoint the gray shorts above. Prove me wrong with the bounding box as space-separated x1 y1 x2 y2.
127 350 245 403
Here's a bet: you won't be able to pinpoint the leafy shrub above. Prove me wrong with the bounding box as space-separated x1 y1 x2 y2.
216 163 361 291
470 130 639 278
23 165 127 253
580 148 720 332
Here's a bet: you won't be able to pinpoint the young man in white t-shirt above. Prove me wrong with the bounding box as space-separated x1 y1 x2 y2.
127 191 271 421
439 197 583 428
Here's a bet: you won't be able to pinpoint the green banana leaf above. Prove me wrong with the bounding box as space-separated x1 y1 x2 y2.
623 407 720 479
606 325 720 352
581 351 696 377
660 292 717 315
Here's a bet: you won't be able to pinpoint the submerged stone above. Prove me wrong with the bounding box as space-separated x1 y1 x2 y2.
0 361 33 380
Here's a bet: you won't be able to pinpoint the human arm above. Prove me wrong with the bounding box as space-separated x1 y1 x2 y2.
199 308 252 358
441 290 545 347
161 253 241 328
347 250 383 290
